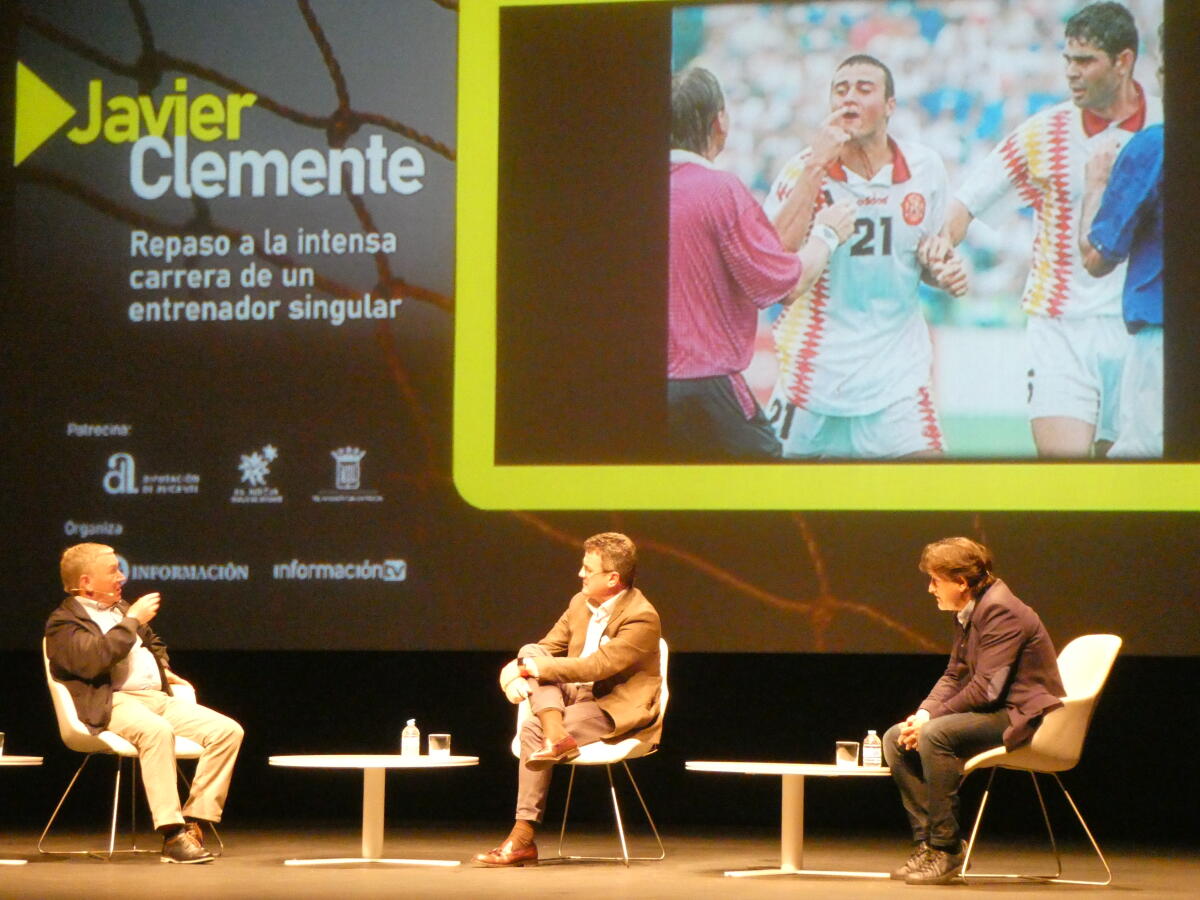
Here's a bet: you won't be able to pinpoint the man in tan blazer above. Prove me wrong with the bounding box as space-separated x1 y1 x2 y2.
473 532 662 867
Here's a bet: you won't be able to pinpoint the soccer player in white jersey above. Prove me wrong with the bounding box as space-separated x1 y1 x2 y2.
934 2 1162 458
762 55 967 459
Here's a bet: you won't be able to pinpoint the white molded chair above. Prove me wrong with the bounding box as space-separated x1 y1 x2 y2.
40 638 222 859
960 633 1122 885
511 637 669 865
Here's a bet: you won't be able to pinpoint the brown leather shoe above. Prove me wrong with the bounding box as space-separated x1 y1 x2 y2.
472 839 538 867
184 821 204 847
526 735 580 771
160 829 214 864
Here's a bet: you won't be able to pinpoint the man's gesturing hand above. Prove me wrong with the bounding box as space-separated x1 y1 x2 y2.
127 592 161 625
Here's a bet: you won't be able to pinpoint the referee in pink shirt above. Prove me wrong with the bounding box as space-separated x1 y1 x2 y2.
668 66 853 459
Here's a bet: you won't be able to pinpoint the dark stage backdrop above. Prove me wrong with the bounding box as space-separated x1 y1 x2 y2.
2 1 1198 655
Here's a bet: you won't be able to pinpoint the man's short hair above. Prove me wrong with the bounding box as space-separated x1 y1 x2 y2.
584 532 638 588
835 54 895 101
918 537 997 596
60 542 113 592
1065 1 1138 62
671 66 724 155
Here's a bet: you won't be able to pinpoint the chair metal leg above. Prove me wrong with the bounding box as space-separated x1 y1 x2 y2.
551 760 665 863
38 752 97 855
961 768 1112 886
39 754 159 859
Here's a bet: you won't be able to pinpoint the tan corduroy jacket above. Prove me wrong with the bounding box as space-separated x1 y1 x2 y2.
520 587 663 745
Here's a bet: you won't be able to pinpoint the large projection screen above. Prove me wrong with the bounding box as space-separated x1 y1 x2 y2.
456 0 1199 511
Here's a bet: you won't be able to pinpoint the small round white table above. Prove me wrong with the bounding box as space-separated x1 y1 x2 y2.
268 754 478 866
686 760 892 878
1 756 43 866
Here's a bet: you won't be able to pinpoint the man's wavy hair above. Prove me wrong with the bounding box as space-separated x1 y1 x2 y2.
918 537 996 596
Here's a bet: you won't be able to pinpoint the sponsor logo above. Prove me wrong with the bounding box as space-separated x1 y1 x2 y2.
313 446 383 503
102 452 200 496
231 444 282 504
67 422 132 437
902 192 926 226
119 555 251 582
103 452 138 494
272 558 407 583
63 521 125 539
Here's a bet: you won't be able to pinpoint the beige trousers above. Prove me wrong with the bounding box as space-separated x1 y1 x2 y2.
108 690 244 830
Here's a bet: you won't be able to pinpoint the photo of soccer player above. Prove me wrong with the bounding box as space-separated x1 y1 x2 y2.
668 68 854 460
762 54 968 459
669 0 1163 460
939 1 1162 458
1077 24 1164 458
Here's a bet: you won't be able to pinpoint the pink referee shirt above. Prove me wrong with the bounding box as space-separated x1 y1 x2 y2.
668 151 802 384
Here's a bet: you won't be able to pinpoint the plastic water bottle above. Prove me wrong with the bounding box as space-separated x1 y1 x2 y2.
401 719 420 756
863 729 883 768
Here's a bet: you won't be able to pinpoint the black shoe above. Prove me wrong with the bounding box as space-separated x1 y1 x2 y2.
161 829 214 864
891 841 932 880
905 841 964 885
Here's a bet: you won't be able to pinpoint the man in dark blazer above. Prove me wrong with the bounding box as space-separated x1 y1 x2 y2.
45 543 243 864
473 532 663 867
884 537 1065 885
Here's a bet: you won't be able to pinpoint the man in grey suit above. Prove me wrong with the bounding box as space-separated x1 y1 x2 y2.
473 532 663 867
884 537 1065 885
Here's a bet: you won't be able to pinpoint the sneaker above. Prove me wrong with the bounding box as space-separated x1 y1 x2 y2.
891 841 932 880
905 841 965 885
161 828 214 864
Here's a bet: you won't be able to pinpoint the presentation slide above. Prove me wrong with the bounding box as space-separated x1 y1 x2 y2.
457 0 1199 510
4 0 1198 655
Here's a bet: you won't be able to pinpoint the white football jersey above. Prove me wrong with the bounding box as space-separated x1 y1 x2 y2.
764 137 947 417
956 90 1163 320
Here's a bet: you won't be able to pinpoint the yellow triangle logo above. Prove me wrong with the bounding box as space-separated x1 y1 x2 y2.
14 62 77 166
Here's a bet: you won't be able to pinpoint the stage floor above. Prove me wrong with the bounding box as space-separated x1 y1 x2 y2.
2 825 1196 898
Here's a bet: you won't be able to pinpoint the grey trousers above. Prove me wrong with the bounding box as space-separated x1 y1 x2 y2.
515 681 613 823
109 690 244 830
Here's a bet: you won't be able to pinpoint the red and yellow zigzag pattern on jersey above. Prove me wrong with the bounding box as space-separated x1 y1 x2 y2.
998 107 1075 318
775 269 831 410
772 164 831 410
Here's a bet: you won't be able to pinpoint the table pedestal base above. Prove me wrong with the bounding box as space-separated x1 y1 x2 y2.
280 768 463 867
723 773 887 879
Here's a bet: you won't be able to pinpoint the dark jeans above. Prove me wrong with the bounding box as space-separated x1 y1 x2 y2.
883 710 1009 849
668 375 781 460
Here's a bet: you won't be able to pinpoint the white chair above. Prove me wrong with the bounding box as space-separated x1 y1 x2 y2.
511 637 669 865
959 633 1122 885
39 638 222 859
